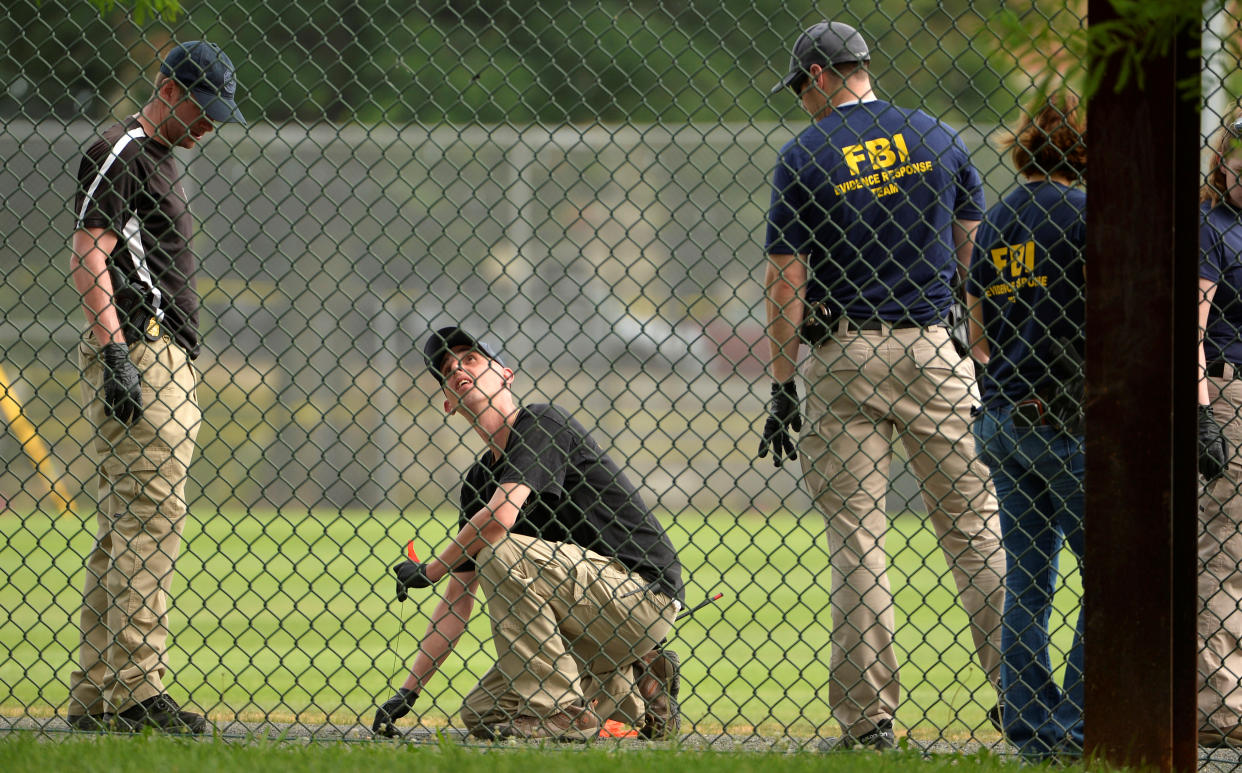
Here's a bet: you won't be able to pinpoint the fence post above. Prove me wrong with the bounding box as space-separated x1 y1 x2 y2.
1084 2 1200 770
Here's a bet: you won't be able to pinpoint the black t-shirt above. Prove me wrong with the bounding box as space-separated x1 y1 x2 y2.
74 117 200 358
454 404 685 604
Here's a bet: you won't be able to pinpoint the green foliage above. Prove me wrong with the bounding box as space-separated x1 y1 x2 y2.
1084 0 1213 99
13 0 1023 125
84 0 181 24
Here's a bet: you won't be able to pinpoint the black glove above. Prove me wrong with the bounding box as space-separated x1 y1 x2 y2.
393 560 434 602
371 686 419 738
1199 404 1229 483
758 380 801 468
99 342 142 424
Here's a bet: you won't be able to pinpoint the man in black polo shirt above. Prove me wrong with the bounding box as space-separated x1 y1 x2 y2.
371 327 685 742
66 41 244 734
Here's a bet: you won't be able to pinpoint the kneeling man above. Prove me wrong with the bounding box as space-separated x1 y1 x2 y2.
372 327 685 742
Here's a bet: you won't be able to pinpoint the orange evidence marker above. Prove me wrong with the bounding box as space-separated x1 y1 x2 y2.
599 719 639 738
407 541 419 561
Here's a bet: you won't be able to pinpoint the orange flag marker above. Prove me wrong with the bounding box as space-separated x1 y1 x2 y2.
599 719 639 738
406 541 419 561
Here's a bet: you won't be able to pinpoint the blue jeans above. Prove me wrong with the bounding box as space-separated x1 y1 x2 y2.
973 407 1085 758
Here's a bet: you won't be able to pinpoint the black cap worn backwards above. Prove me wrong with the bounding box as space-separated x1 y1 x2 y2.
159 40 246 124
771 21 870 95
423 326 506 385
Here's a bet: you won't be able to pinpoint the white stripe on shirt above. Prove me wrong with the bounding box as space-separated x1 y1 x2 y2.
77 126 164 325
75 126 145 229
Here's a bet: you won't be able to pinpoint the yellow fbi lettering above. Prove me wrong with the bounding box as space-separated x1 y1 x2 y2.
986 241 1048 301
834 133 933 196
841 134 910 175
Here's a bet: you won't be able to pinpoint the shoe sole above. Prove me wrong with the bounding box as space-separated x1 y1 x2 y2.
987 705 1003 734
639 649 681 740
113 715 209 734
828 736 897 752
469 724 500 741
65 715 113 732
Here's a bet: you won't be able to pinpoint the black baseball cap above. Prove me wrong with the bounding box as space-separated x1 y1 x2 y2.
423 326 506 385
159 41 246 124
771 21 870 95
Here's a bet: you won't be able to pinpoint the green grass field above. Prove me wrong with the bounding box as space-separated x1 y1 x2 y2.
0 733 1103 773
0 508 1082 741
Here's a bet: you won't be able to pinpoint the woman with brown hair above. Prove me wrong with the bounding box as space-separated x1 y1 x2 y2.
965 92 1086 761
1196 111 1242 748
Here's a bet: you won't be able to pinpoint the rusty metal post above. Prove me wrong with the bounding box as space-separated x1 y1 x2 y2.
1084 2 1200 771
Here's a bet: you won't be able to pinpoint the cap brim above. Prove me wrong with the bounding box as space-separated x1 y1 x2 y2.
425 327 500 384
770 71 799 95
193 88 246 124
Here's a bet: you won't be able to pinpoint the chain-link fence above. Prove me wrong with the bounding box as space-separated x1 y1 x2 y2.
0 0 1237 759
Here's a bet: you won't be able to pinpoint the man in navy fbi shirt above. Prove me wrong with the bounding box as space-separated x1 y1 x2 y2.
759 20 1004 750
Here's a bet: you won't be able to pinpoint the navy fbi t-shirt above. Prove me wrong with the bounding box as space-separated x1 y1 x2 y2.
1199 202 1242 366
765 99 985 324
453 404 685 604
966 181 1086 408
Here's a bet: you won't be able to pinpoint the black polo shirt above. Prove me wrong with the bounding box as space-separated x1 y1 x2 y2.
454 403 685 604
74 116 201 358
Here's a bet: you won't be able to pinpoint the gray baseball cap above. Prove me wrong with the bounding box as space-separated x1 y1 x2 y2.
159 40 246 124
423 326 506 385
771 21 870 95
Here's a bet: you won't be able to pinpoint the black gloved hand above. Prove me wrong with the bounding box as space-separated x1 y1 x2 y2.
393 560 434 602
371 686 419 738
757 380 802 468
1199 404 1229 483
99 342 143 424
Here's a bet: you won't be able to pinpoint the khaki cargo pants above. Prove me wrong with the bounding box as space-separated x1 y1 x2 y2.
460 533 677 731
68 332 200 715
798 324 1004 737
1200 373 1242 740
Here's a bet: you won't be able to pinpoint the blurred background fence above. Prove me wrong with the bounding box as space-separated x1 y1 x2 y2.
0 0 1234 747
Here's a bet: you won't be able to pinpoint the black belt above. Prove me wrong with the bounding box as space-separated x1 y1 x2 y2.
799 304 930 347
841 318 924 332
1207 361 1239 379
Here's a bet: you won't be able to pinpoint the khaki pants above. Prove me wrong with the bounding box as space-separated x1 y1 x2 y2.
68 333 200 715
459 534 676 731
798 324 1004 736
1200 373 1242 737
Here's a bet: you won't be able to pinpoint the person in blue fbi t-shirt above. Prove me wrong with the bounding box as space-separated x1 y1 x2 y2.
965 91 1086 762
759 19 1004 751
1195 110 1242 749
